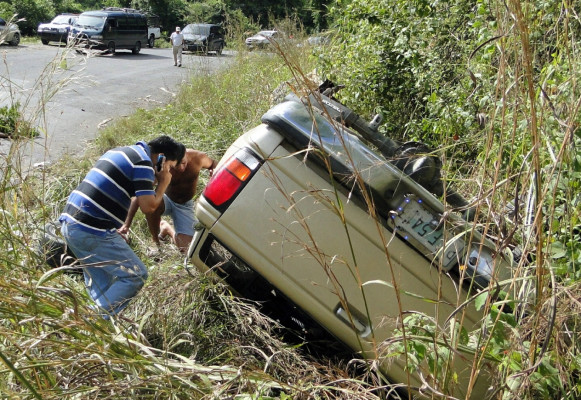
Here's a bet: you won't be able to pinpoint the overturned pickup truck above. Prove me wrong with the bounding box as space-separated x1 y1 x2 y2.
187 83 519 398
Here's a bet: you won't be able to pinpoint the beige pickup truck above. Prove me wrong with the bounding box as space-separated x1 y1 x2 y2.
187 84 518 398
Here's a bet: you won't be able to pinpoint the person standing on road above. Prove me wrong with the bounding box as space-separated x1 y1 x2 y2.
59 136 186 317
122 148 217 253
170 26 184 67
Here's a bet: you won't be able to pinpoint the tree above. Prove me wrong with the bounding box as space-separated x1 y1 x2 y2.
319 0 477 142
14 0 55 34
0 2 16 20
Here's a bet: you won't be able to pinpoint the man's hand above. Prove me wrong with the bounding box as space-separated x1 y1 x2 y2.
138 156 175 215
208 159 217 177
155 156 173 187
117 224 130 243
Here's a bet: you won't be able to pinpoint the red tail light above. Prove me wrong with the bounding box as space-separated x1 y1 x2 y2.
203 149 261 210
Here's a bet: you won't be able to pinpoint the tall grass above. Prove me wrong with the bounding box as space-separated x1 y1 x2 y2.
1 33 388 398
2 8 579 398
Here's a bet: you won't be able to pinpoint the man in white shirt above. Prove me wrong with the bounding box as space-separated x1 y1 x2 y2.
170 26 184 67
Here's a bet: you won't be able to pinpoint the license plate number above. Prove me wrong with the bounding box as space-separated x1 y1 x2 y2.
390 196 464 270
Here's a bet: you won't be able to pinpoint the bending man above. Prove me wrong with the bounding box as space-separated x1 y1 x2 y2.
60 136 186 316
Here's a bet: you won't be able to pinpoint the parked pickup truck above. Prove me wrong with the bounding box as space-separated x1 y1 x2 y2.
145 13 161 48
187 83 519 398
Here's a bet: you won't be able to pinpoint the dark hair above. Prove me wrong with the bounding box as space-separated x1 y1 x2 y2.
148 136 185 164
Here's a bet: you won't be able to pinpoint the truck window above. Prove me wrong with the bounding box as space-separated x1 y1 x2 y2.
147 16 160 28
126 16 137 28
107 18 118 30
116 17 128 30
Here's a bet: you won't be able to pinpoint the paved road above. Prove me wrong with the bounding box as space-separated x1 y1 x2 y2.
0 43 232 173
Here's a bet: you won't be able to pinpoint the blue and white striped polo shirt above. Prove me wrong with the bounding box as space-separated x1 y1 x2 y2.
60 141 155 235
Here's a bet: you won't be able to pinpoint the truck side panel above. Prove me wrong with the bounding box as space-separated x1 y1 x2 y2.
195 136 494 397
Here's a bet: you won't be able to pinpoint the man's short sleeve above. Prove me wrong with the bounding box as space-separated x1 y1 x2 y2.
134 159 156 197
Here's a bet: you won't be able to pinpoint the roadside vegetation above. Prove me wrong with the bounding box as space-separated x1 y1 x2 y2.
1 0 580 399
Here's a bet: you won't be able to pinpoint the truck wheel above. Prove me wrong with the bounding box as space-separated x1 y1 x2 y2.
107 41 116 54
148 35 155 48
216 44 223 56
41 39 49 45
132 41 141 54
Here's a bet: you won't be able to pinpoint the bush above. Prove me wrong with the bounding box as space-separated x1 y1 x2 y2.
0 103 37 138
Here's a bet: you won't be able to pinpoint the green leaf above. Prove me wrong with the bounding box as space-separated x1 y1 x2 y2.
474 291 488 311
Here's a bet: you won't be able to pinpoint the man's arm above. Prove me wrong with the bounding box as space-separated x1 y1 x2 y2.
200 153 217 176
118 197 139 235
138 160 173 214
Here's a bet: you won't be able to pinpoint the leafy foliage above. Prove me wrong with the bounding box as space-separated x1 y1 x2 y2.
0 103 37 138
14 0 55 34
317 0 581 398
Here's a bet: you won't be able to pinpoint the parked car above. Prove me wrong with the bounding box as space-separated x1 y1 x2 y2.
68 7 148 54
181 23 225 55
245 30 279 50
0 17 20 46
188 83 522 398
37 13 79 45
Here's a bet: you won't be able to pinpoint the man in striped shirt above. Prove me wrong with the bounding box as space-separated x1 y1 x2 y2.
60 136 186 317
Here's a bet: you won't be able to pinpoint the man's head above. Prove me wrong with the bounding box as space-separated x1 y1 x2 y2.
173 151 189 173
148 136 186 165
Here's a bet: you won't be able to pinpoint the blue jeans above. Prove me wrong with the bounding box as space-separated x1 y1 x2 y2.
61 222 148 316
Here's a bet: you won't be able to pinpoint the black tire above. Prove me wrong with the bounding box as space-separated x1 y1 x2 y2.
107 41 115 54
216 44 223 56
132 41 141 54
41 39 49 45
148 35 155 48
9 32 20 46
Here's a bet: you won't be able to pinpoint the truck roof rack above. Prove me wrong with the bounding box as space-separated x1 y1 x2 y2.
101 7 156 16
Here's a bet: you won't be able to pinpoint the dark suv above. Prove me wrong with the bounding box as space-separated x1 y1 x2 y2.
182 23 225 55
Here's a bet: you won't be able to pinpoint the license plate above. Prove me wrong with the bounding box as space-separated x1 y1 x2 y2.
390 196 464 270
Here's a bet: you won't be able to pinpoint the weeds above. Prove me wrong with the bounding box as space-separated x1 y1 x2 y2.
0 26 387 399
0 103 37 138
1 6 580 399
